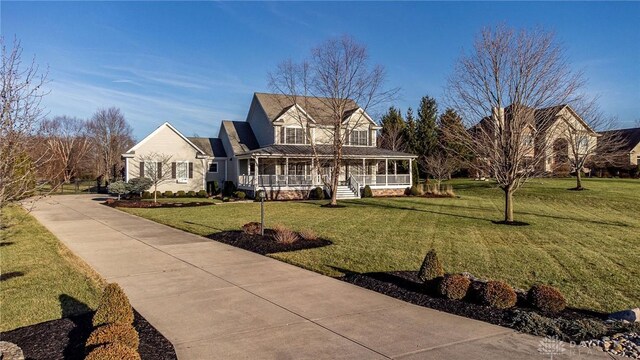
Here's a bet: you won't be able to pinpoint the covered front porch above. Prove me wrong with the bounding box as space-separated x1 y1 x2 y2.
237 157 413 190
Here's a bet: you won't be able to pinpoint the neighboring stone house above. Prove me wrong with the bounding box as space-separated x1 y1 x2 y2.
123 93 416 199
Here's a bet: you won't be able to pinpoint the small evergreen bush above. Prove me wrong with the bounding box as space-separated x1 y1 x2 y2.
222 196 230 202
141 191 151 199
222 181 236 197
480 281 517 309
86 323 139 351
311 186 325 200
162 190 173 198
127 177 152 197
187 190 196 197
362 185 373 198
410 185 421 196
85 343 140 360
417 249 444 282
197 189 208 198
107 181 130 200
438 274 471 300
153 191 161 199
211 180 219 195
176 190 186 197
527 284 567 313
92 283 134 327
242 222 262 235
235 191 246 199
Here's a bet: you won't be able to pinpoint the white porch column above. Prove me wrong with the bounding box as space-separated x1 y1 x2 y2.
385 158 388 186
409 158 413 186
254 157 259 190
285 157 289 186
311 157 316 185
362 158 366 186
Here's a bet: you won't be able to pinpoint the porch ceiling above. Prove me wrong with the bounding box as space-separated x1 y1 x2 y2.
242 144 416 159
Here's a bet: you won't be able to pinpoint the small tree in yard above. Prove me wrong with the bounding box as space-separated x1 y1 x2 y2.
418 249 444 283
419 152 459 189
136 152 173 203
127 177 152 197
107 180 129 200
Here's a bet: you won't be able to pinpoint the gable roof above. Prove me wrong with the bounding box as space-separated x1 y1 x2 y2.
221 121 260 154
600 127 640 152
124 122 206 155
474 104 596 134
254 92 363 126
187 137 227 158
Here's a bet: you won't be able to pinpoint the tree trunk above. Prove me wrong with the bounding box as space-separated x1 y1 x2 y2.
153 184 157 203
330 161 339 206
504 187 514 223
576 170 583 189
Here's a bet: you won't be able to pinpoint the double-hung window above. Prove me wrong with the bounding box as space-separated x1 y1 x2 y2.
208 162 218 173
349 130 369 146
283 127 306 144
176 161 188 183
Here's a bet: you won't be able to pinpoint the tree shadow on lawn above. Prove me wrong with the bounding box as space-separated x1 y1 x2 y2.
339 200 494 223
0 271 25 282
183 220 224 232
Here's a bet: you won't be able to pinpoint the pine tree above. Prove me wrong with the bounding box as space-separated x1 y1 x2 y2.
379 107 406 151
403 107 418 154
416 96 439 158
438 108 470 161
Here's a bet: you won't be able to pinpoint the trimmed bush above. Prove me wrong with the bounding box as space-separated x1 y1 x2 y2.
187 190 196 197
85 343 141 360
197 189 208 198
528 284 567 313
176 190 186 197
153 191 161 199
222 181 236 197
127 177 152 196
141 191 151 199
311 186 325 200
86 323 139 351
362 185 373 198
410 185 421 196
162 190 173 198
417 249 444 282
222 196 230 202
211 180 219 195
480 281 517 309
107 181 130 200
92 283 134 327
272 224 299 244
438 274 471 300
235 191 246 200
242 222 262 235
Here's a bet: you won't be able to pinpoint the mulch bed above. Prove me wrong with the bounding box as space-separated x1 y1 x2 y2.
0 310 176 360
339 270 638 343
104 199 215 208
207 230 332 255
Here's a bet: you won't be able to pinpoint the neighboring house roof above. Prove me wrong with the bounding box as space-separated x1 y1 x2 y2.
123 122 206 156
187 137 227 158
600 127 640 152
254 92 361 126
222 121 260 154
245 144 416 159
473 104 597 134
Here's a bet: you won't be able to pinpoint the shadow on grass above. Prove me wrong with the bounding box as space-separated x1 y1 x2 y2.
0 271 24 281
340 199 494 223
183 220 224 232
0 241 14 247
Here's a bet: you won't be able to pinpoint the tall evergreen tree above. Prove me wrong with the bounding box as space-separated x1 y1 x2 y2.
438 108 468 157
379 107 406 151
403 107 418 154
416 96 439 158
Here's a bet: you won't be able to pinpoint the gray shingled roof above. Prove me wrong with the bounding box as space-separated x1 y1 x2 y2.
187 137 227 158
222 121 260 155
600 127 640 152
254 92 360 126
244 144 416 158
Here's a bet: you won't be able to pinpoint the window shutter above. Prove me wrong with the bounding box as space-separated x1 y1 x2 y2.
140 162 145 177
171 162 176 179
188 162 193 178
157 162 162 178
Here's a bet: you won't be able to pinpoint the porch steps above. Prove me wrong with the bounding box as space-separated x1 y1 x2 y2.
334 185 360 199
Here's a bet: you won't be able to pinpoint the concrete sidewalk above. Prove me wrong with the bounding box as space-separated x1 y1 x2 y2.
27 195 610 359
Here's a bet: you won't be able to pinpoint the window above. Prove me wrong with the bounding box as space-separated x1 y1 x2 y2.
283 127 306 144
578 138 589 153
349 130 369 146
176 161 188 183
208 162 218 173
287 162 307 176
523 135 533 147
142 161 157 179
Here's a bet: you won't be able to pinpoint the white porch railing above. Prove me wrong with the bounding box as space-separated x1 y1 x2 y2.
352 174 411 186
238 174 411 188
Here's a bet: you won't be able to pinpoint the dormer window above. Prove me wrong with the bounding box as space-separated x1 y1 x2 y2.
281 127 307 144
349 130 369 146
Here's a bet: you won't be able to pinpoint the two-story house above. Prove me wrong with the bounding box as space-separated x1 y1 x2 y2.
122 93 416 199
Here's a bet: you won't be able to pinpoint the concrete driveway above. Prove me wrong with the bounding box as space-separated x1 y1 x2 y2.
27 195 612 359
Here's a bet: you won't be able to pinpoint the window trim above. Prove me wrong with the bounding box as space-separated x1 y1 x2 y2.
208 161 218 173
349 130 369 146
283 126 306 145
176 161 189 183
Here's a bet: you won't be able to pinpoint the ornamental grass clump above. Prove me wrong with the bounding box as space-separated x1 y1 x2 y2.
362 185 373 198
417 249 444 283
480 280 517 309
299 229 319 241
92 283 134 327
242 222 262 235
85 343 141 360
86 323 139 351
527 284 567 314
438 274 471 300
272 224 299 244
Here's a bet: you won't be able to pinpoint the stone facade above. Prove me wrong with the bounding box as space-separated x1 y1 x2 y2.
371 188 407 197
263 189 311 200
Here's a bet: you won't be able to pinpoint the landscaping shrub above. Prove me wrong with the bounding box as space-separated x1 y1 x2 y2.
442 184 456 197
404 187 411 196
162 190 173 198
107 181 130 200
362 185 373 198
299 229 318 241
92 283 134 327
222 181 236 197
211 180 219 195
197 189 208 198
235 191 246 200
153 191 161 199
222 196 230 202
187 190 196 197
527 284 567 313
438 274 471 300
242 222 262 235
86 323 139 351
272 224 299 244
409 185 421 196
480 281 517 309
417 249 444 282
141 191 151 199
176 190 186 197
311 186 325 200
85 343 141 360
127 177 152 197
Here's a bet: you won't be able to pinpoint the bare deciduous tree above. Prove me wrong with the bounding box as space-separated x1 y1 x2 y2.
0 37 49 208
419 152 459 188
136 152 173 203
87 107 134 186
269 36 397 206
446 25 585 223
41 116 92 190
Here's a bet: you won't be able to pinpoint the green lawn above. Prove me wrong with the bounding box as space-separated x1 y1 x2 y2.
0 206 104 332
119 178 640 313
143 197 220 203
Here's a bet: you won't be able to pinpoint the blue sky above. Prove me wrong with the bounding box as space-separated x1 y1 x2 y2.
3 1 639 139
